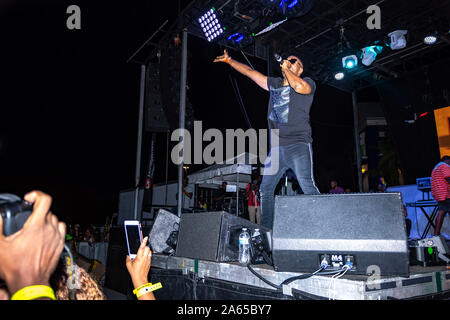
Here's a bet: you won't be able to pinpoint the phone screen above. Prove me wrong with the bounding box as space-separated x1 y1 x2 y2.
125 224 142 256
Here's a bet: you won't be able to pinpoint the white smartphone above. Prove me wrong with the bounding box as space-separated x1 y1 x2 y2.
124 220 143 260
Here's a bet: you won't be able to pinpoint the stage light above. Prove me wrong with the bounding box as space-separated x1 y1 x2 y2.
424 32 437 45
198 7 224 42
361 45 383 66
228 33 245 43
342 55 358 69
279 0 299 9
334 72 344 80
388 30 408 50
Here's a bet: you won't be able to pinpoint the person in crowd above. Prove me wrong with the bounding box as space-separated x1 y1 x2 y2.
83 225 96 245
0 190 155 300
246 174 261 224
431 155 450 236
0 191 66 300
50 259 105 300
213 181 228 211
214 49 320 230
126 236 156 300
174 177 194 213
198 194 207 211
74 224 82 241
344 188 352 193
376 181 412 238
376 182 386 193
329 180 345 194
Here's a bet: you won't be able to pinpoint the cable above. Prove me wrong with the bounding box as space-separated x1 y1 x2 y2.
240 50 255 71
228 74 253 129
246 264 281 290
246 263 351 291
280 267 324 286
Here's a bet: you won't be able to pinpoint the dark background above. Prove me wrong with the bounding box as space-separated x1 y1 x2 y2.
0 1 442 226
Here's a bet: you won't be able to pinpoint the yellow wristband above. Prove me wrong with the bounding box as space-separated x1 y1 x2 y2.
133 282 162 298
133 282 151 295
11 285 56 300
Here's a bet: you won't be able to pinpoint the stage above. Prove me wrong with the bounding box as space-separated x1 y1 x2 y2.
145 253 450 300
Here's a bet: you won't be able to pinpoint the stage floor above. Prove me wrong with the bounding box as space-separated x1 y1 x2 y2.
150 254 450 300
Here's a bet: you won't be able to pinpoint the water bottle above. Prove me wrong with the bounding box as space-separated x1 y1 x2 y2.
238 228 250 264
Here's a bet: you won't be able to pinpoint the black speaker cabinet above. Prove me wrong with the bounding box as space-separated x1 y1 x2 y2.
149 209 180 253
272 193 409 276
175 211 269 262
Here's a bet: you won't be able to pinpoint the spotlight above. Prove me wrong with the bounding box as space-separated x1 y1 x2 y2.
198 7 224 42
424 32 437 45
361 45 383 66
228 33 245 43
342 55 358 69
388 30 408 50
334 72 345 80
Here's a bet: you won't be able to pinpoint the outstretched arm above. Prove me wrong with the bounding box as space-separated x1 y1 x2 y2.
214 49 268 91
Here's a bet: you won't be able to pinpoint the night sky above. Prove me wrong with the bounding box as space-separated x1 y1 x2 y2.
0 1 361 226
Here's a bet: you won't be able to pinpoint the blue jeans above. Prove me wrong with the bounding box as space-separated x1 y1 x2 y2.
260 142 320 229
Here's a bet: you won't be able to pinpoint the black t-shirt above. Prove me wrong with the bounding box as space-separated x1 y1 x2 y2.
267 76 316 146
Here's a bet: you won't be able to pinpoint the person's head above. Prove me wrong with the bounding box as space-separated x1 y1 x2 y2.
441 155 450 164
286 55 304 77
50 260 105 300
345 188 351 193
222 181 227 190
330 180 338 189
377 183 385 192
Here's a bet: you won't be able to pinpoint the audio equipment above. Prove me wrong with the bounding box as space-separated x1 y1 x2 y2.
148 208 181 254
272 193 409 276
175 211 270 262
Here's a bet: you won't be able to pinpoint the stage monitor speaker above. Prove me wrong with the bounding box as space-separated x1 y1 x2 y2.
175 211 270 262
149 208 180 254
272 193 409 276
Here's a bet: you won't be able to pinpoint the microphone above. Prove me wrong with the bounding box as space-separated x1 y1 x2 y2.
274 53 283 63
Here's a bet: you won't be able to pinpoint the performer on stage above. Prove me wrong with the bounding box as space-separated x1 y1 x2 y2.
431 156 450 236
214 50 320 229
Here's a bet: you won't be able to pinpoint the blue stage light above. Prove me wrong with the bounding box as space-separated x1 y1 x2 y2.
279 0 299 9
228 33 245 43
361 45 383 66
342 55 358 69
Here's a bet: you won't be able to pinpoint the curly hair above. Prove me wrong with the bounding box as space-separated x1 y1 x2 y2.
50 259 105 300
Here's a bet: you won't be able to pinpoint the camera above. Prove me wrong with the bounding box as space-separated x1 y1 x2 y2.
0 194 33 237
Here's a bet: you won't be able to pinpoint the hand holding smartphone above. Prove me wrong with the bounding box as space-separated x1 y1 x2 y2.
124 220 143 260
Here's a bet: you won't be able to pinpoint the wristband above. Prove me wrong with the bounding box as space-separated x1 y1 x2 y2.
133 282 162 298
11 285 56 300
225 57 231 64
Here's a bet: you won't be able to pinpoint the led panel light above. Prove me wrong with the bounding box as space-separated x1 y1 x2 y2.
198 7 225 42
